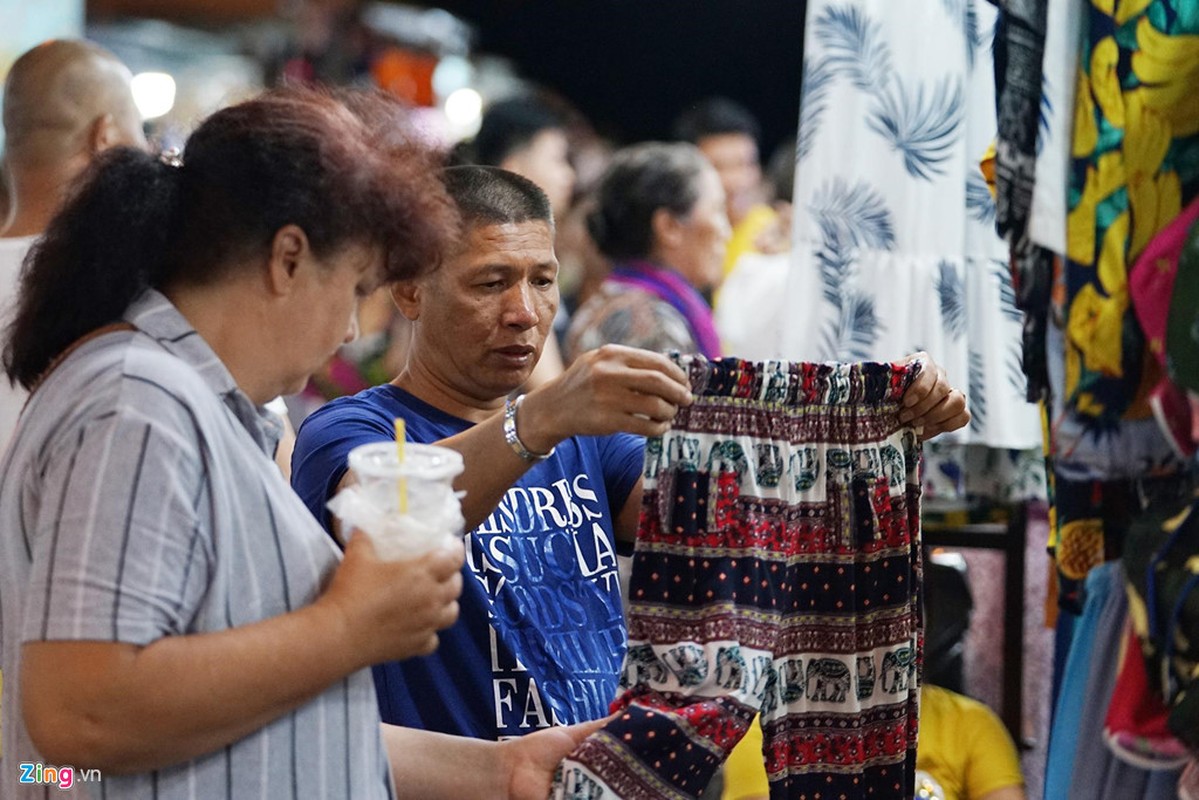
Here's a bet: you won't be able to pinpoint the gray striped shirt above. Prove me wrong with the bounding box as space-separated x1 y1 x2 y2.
0 291 394 799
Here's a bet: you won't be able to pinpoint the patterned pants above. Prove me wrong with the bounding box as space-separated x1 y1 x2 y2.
553 357 924 800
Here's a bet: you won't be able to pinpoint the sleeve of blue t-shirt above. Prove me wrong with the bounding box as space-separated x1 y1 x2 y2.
291 396 397 533
595 431 645 520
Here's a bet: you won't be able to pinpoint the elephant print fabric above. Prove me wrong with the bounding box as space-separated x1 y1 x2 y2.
551 357 924 800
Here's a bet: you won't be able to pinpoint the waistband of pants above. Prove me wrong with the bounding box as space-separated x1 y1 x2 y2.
672 354 919 408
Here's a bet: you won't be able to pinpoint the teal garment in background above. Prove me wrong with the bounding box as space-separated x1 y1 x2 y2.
1045 562 1181 800
1045 563 1122 799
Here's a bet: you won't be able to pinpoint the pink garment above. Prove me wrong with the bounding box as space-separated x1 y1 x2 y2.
1129 196 1199 366
1129 197 1199 458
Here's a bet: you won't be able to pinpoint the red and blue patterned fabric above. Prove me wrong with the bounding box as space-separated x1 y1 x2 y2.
553 356 924 800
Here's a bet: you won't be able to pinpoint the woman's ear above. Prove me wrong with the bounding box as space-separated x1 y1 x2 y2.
651 207 685 252
390 280 422 321
265 224 310 296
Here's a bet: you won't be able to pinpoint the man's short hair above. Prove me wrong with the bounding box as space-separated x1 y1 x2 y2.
442 165 553 230
473 96 566 167
672 96 761 144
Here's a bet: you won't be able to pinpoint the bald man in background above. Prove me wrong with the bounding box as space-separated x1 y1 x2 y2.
2 39 145 237
0 39 145 441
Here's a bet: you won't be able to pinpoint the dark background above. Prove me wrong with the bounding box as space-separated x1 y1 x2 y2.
430 0 806 158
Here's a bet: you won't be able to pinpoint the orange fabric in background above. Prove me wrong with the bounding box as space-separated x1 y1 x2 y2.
372 48 436 107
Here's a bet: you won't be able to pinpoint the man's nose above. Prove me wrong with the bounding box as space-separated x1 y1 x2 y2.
344 311 360 344
503 284 539 328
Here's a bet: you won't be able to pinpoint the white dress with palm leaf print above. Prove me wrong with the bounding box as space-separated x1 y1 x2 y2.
778 0 1043 499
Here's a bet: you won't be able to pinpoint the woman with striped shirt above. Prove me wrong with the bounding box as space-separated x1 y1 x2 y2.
0 86 599 799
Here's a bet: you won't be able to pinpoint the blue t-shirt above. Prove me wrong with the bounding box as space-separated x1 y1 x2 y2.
292 384 643 739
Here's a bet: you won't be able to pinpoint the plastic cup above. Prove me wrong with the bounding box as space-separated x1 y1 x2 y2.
341 441 466 560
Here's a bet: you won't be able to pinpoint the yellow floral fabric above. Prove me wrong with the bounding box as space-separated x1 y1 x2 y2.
1053 0 1199 600
1064 1 1199 426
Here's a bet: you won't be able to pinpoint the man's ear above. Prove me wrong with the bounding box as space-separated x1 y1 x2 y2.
266 225 310 296
391 280 422 321
88 113 119 154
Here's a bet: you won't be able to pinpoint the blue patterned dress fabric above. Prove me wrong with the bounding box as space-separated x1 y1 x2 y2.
776 0 1044 506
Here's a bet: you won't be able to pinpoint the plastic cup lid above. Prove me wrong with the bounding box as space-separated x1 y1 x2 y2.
347 441 465 481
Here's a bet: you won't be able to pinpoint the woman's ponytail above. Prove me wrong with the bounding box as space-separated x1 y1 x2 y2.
3 147 181 389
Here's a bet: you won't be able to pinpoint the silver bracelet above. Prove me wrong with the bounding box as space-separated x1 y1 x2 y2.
503 394 555 462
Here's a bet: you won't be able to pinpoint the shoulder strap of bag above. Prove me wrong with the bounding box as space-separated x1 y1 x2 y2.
25 321 137 401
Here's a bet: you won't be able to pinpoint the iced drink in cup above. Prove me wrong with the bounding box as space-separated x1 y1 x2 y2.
328 441 466 560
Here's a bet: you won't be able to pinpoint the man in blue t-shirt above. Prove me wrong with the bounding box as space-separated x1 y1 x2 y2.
292 165 970 742
293 166 698 741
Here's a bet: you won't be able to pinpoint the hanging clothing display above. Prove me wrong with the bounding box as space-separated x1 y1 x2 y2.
1055 0 1199 482
778 0 1042 509
1028 0 1084 257
780 0 1039 451
1103 626 1190 770
992 0 1056 401
1128 196 1199 458
1045 0 1199 607
1044 562 1182 800
551 356 923 800
1124 489 1199 755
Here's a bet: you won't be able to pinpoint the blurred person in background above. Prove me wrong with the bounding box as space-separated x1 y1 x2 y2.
1 40 145 239
912 683 1026 800
565 141 729 362
0 40 300 477
547 132 615 318
274 0 373 86
765 135 796 205
673 96 786 281
471 94 576 220
722 681 1025 800
761 133 796 250
712 134 797 360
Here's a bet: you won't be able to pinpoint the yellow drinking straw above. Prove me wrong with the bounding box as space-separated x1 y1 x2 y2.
394 417 408 514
